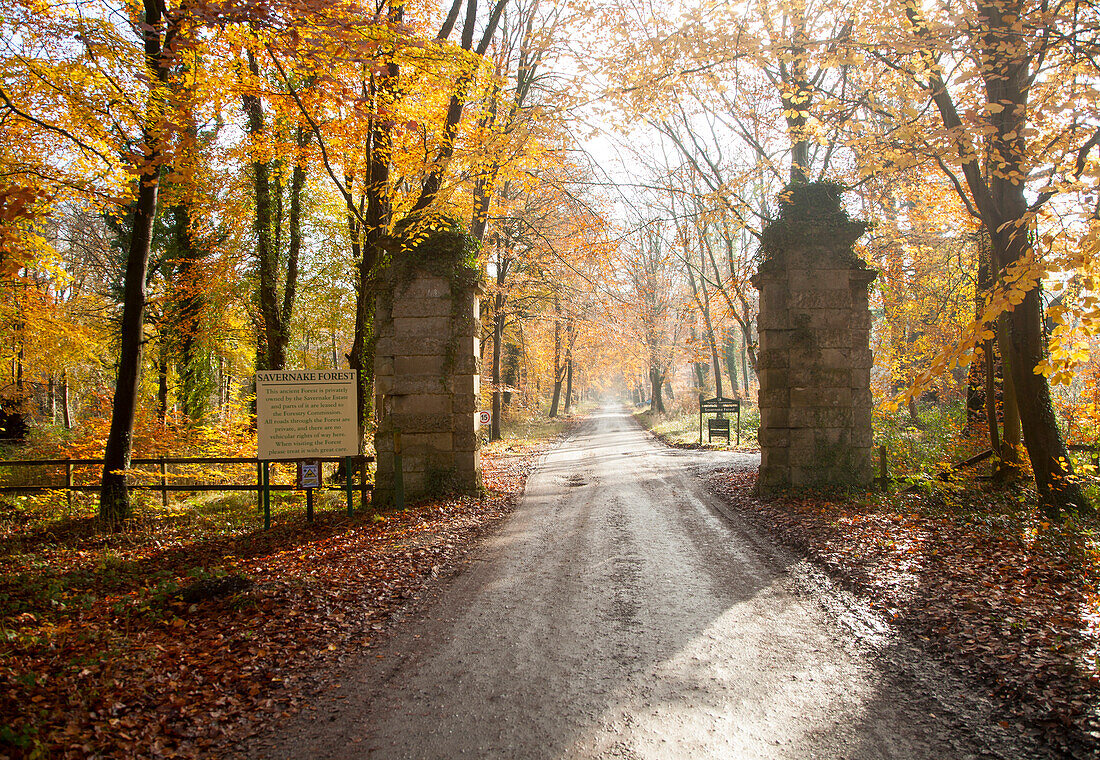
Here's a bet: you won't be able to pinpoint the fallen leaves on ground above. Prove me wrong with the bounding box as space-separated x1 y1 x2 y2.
706 468 1100 759
0 434 556 759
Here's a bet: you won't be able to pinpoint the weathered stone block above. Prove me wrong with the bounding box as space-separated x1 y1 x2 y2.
789 289 851 309
789 367 850 387
814 328 854 349
852 389 873 410
758 467 789 488
451 354 480 375
759 388 790 407
391 296 454 319
401 432 454 454
756 349 789 369
391 412 453 433
813 407 854 428
758 428 790 447
395 334 450 357
375 375 395 396
791 387 852 408
761 448 789 468
392 393 449 415
758 331 790 352
757 309 789 331
393 276 451 301
395 355 445 376
851 348 874 369
757 368 788 388
760 406 789 427
453 393 478 414
453 428 478 451
403 470 428 494
394 316 452 338
790 347 847 369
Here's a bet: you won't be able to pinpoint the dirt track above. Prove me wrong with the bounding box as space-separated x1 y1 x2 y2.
241 408 1036 759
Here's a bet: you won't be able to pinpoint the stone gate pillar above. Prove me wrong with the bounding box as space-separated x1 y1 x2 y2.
752 184 877 493
373 225 483 507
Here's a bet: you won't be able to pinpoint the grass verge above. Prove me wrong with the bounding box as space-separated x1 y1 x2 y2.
634 407 760 451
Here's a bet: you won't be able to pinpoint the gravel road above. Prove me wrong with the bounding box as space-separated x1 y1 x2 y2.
242 407 1034 759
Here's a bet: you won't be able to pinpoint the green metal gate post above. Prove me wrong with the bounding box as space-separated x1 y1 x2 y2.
345 456 355 515
262 461 271 530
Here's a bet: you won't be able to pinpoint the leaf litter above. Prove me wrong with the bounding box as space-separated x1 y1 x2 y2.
0 435 556 759
705 467 1100 759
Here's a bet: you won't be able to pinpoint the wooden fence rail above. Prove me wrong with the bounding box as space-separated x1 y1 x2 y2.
0 455 375 528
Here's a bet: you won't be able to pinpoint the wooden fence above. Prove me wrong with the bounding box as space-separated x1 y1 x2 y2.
0 455 375 528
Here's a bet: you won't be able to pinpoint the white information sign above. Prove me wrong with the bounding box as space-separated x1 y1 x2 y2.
256 370 358 460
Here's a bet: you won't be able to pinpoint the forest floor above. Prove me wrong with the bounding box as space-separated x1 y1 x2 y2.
3 409 1099 758
0 417 571 759
638 410 1100 758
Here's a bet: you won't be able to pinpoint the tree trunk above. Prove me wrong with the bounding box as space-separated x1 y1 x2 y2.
491 292 504 441
549 295 563 418
564 358 573 414
741 334 751 393
724 328 740 398
172 203 207 422
690 324 707 393
244 49 279 372
157 340 169 425
650 367 666 414
489 245 509 441
61 370 71 430
347 66 395 448
99 0 168 527
47 374 56 424
915 0 1089 516
100 167 159 525
984 340 1001 457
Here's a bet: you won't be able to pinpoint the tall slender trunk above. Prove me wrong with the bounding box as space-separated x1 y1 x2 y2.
348 60 397 447
564 358 573 414
549 296 563 418
491 295 505 440
100 0 170 525
244 49 278 372
157 340 169 424
61 370 71 430
172 203 207 422
724 328 740 398
985 339 1001 456
489 244 509 441
47 374 56 423
690 325 707 393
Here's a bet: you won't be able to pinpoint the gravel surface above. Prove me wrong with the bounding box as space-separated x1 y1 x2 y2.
240 408 1037 759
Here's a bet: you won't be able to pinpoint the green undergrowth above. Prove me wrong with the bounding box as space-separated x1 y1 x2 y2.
875 401 1099 503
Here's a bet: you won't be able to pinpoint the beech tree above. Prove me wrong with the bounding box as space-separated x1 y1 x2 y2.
849 0 1100 516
